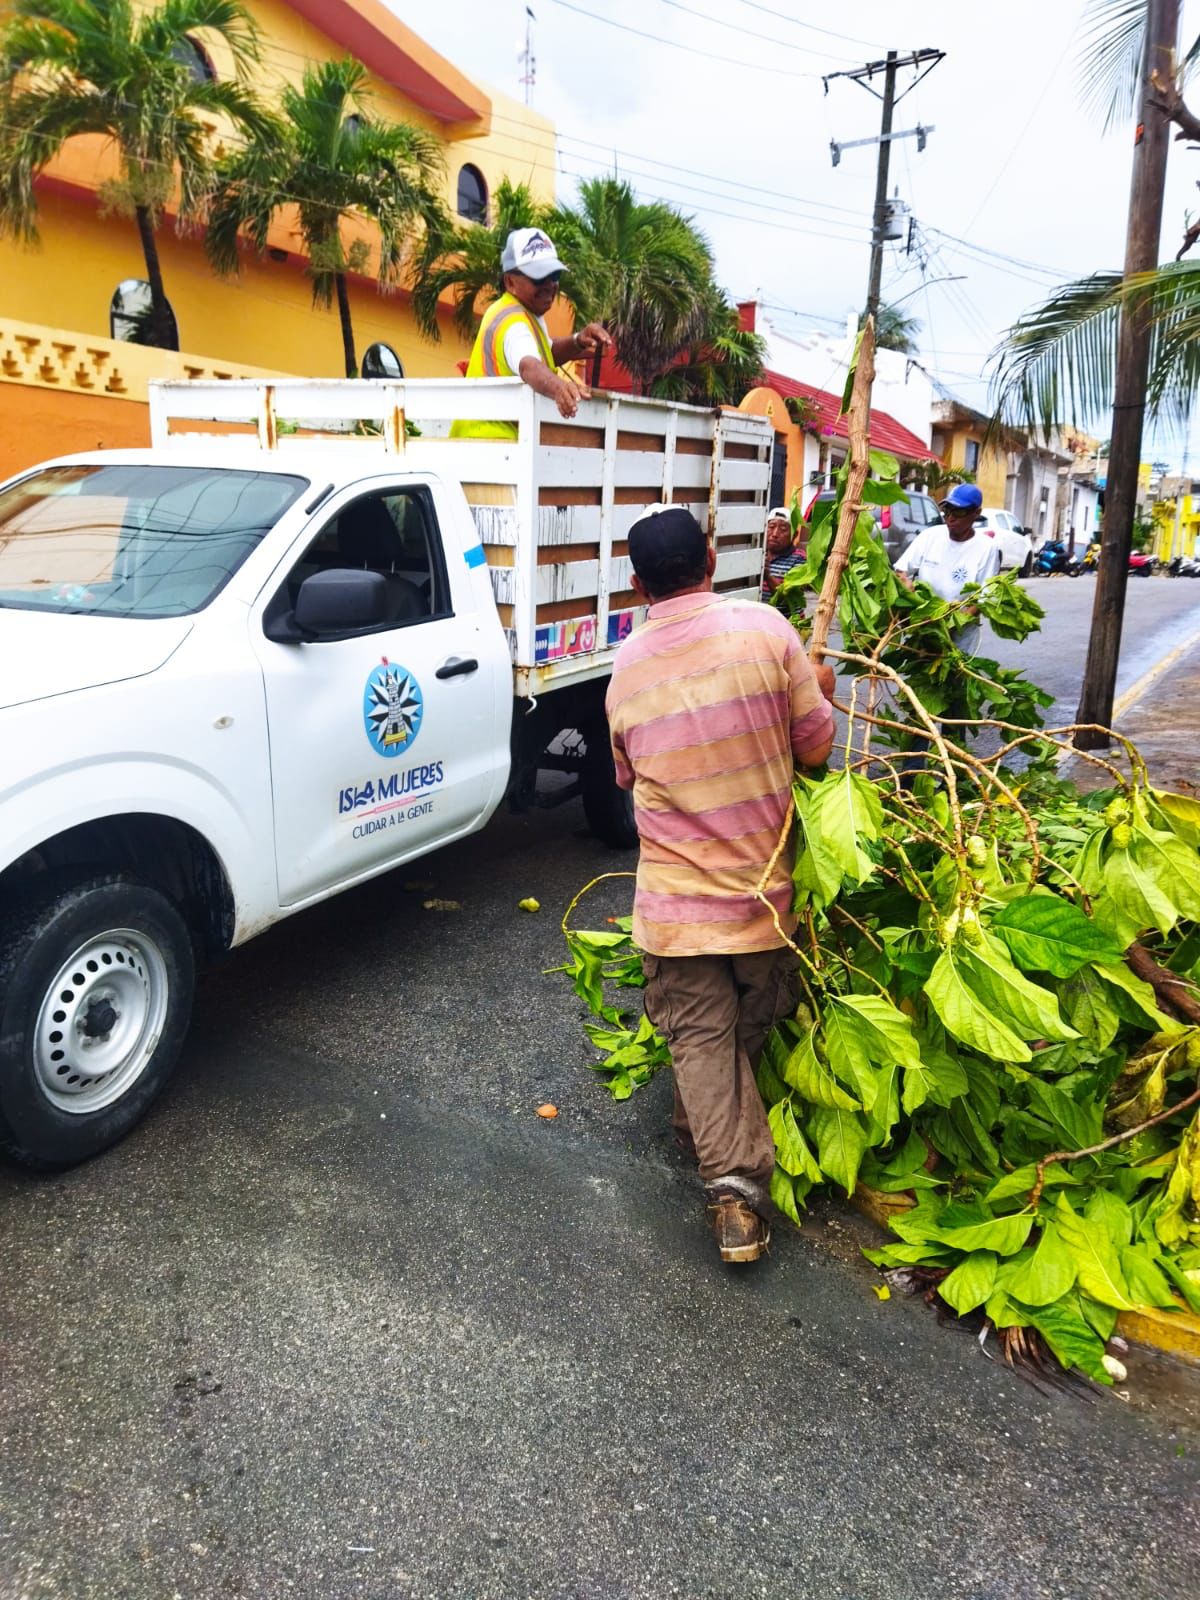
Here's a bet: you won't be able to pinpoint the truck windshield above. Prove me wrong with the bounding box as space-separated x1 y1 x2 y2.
0 463 306 618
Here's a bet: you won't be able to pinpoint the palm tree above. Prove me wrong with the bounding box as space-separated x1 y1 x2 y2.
990 2 1200 432
646 291 765 407
411 178 548 345
862 302 922 354
0 0 271 350
547 177 715 389
206 57 453 377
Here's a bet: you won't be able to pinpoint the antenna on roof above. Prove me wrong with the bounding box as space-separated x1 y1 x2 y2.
518 7 536 106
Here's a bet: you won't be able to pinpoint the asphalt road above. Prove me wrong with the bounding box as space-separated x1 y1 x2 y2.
983 570 1200 723
2 581 1199 1600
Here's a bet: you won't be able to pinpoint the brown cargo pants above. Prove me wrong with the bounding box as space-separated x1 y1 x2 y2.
641 947 799 1212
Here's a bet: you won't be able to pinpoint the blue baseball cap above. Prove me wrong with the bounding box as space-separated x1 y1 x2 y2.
941 483 983 511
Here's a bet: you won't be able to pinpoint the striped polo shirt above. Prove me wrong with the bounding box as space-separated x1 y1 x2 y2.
606 591 834 957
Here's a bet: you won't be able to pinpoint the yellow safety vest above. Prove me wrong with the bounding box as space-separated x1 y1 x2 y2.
450 292 560 440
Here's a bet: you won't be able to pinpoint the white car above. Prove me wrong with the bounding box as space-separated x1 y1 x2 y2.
974 507 1032 575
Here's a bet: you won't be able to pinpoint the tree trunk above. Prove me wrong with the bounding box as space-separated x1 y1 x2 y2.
335 272 357 378
810 317 876 660
133 204 177 351
1073 0 1179 748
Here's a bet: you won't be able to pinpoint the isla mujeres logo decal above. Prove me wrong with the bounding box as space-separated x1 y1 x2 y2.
363 658 423 758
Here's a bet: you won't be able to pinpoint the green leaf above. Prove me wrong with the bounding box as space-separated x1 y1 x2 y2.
1085 1188 1133 1248
1053 1194 1135 1309
830 993 922 1069
807 770 882 887
928 1210 1034 1256
986 1163 1080 1205
990 896 1123 977
938 1250 998 1314
868 447 900 480
1096 961 1184 1034
770 1164 805 1226
1118 1244 1181 1310
782 1027 860 1110
902 1037 969 1115
866 1059 901 1143
925 949 1032 1061
1103 846 1180 938
1025 1079 1103 1150
822 1004 880 1110
1060 967 1121 1049
958 936 1078 1043
808 1104 869 1195
1155 789 1200 844
1019 1298 1111 1383
1005 1224 1077 1305
768 1099 823 1183
1131 830 1200 921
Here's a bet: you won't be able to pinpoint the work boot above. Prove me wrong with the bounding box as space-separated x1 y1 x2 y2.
705 1186 770 1264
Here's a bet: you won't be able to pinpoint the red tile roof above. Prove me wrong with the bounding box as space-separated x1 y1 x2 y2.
763 369 939 463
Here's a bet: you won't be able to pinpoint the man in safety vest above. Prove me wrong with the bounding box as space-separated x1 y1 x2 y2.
450 227 612 439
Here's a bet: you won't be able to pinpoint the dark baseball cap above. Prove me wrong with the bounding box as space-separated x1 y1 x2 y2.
628 505 708 596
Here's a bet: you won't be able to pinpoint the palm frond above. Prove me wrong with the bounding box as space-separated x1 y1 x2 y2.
989 261 1200 436
1077 0 1148 131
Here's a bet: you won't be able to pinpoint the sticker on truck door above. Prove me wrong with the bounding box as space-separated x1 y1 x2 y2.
363 659 424 757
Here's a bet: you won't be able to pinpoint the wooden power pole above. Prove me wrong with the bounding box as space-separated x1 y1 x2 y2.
1074 0 1180 748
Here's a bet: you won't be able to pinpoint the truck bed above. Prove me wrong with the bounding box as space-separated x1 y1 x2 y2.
149 378 774 693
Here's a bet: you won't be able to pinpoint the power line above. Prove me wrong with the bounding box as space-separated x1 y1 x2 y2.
729 0 887 51
646 0 859 61
544 0 829 77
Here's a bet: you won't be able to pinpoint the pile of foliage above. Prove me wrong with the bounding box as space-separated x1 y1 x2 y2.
558 450 1200 1385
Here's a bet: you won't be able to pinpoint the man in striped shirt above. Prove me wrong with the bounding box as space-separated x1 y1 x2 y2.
606 506 834 1263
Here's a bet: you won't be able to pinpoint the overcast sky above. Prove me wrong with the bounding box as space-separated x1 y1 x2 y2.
401 0 1200 468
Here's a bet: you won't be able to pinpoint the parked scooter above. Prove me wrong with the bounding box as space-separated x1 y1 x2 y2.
1129 551 1158 576
1166 553 1200 576
1031 539 1081 576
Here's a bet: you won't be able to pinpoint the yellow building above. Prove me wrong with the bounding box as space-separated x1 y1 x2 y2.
0 0 559 476
929 399 1008 508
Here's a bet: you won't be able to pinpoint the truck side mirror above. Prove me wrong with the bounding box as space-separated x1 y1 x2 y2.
264 568 388 642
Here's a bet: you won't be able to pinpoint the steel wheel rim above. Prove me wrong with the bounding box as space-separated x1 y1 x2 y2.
33 928 169 1115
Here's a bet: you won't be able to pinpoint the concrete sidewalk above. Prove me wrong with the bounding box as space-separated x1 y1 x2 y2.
1062 627 1200 794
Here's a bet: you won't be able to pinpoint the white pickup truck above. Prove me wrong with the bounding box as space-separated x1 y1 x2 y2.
0 377 773 1167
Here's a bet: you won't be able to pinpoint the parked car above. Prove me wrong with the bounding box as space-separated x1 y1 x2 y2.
973 507 1033 575
804 486 941 562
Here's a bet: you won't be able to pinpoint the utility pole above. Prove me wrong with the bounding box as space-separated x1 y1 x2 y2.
1074 0 1179 748
867 53 898 322
825 49 944 320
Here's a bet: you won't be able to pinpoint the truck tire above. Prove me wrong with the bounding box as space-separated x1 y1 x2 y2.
0 875 195 1170
581 722 639 850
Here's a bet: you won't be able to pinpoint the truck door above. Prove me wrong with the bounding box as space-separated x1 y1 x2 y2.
253 481 509 905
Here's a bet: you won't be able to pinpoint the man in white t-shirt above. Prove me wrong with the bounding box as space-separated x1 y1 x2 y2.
894 481 1000 653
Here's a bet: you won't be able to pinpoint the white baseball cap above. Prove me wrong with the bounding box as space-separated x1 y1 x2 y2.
768 506 790 520
501 227 567 280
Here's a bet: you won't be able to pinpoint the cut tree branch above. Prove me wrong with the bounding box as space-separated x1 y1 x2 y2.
809 317 875 661
1125 941 1200 1024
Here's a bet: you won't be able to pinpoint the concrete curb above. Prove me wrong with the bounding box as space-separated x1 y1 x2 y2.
850 1186 1200 1368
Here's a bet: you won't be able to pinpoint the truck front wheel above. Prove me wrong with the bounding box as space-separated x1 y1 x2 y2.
0 876 195 1170
581 722 639 850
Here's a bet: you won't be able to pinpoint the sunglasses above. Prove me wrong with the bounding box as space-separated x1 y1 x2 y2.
518 270 562 288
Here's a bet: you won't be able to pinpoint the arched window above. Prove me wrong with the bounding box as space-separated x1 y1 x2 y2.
171 36 216 83
361 342 404 380
456 164 488 224
110 279 179 351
